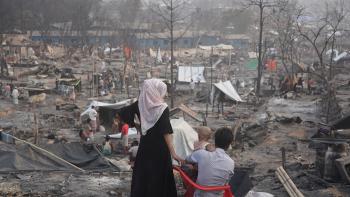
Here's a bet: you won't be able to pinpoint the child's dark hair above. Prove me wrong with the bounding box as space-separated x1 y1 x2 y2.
214 127 233 150
131 140 139 146
47 133 56 139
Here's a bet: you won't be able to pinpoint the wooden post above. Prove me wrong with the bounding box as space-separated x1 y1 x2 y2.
92 62 95 97
228 48 232 67
281 147 286 169
87 71 91 97
33 112 39 144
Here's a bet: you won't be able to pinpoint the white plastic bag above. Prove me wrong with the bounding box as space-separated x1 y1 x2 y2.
245 190 274 197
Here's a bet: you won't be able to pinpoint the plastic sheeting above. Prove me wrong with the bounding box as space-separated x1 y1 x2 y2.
213 81 243 102
331 113 350 130
178 66 206 83
171 118 198 164
0 142 111 172
245 191 274 197
246 58 258 69
80 98 137 118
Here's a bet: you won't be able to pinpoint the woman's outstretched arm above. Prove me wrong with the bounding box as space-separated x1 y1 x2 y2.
164 133 184 165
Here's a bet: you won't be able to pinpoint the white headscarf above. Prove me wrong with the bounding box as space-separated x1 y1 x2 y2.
138 78 168 135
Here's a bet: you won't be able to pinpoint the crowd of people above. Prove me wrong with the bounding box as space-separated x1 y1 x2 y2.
0 82 20 105
97 69 134 96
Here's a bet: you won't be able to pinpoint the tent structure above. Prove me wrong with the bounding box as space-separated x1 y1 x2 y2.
80 98 137 127
178 66 206 83
81 99 137 116
211 81 243 102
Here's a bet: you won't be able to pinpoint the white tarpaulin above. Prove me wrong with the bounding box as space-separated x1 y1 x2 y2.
80 98 137 118
149 48 156 58
334 52 348 62
213 81 243 102
104 47 118 54
156 47 162 63
171 118 198 164
178 66 206 83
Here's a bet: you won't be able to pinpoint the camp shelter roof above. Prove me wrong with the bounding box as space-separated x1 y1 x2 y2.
81 98 137 117
198 44 234 50
223 34 250 40
81 98 139 129
0 142 111 172
213 81 243 102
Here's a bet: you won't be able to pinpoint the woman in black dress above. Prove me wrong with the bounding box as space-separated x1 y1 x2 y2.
130 78 183 197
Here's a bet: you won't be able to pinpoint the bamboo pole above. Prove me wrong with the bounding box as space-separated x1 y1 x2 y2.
10 134 85 172
276 171 297 197
276 169 298 197
33 112 39 144
278 167 304 197
276 166 304 197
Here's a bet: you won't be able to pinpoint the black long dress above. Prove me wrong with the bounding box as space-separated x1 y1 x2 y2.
130 106 177 197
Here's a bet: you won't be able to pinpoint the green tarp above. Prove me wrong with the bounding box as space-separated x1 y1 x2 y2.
245 58 258 70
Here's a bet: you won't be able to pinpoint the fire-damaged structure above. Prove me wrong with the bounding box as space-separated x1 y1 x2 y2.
311 114 350 184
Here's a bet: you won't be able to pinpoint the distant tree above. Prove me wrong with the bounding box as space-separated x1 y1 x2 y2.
243 0 279 96
116 0 143 94
296 0 347 122
271 0 301 75
70 0 101 50
96 0 144 94
296 1 346 85
149 0 194 107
